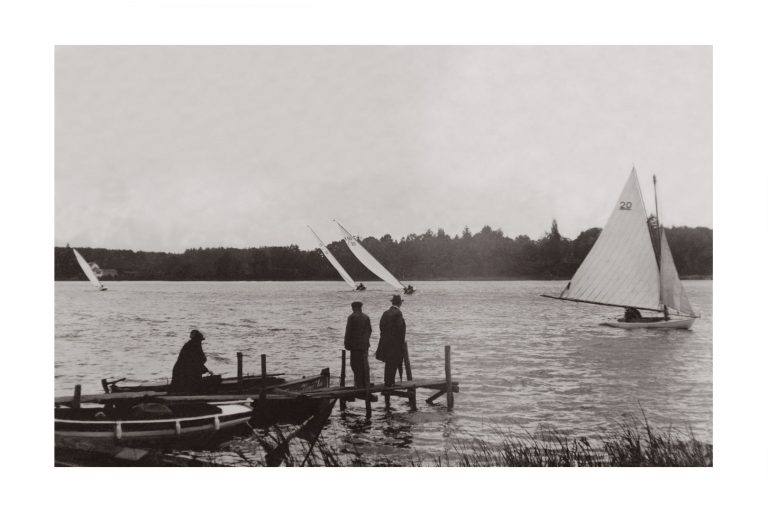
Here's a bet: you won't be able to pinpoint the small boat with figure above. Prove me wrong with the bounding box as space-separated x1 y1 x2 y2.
308 225 362 291
72 248 107 291
543 168 698 329
334 220 415 294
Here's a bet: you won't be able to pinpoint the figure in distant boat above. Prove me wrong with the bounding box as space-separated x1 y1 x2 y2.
623 307 642 322
344 301 372 388
170 329 212 393
403 284 415 295
356 283 366 291
375 295 407 393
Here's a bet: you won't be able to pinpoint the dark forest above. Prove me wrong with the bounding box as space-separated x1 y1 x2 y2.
55 223 712 282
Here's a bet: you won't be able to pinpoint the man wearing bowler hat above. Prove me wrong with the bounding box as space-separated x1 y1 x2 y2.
375 294 407 391
170 329 213 393
344 301 372 388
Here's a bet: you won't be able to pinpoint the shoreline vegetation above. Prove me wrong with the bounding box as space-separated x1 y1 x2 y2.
55 223 712 282
248 411 713 467
58 411 712 467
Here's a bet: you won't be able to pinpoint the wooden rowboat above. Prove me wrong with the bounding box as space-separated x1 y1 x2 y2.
94 369 333 426
55 401 253 460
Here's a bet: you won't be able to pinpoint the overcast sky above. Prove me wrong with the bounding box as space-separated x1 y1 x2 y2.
55 46 711 252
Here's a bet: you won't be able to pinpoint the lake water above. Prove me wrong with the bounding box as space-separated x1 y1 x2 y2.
55 280 712 465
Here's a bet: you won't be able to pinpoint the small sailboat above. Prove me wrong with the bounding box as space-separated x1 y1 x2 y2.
308 226 361 291
334 220 413 294
73 248 107 291
543 168 698 329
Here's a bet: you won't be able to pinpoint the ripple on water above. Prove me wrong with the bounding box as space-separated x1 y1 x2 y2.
55 280 712 463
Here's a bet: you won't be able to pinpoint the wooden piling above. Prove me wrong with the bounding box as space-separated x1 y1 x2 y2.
72 384 81 409
445 345 454 410
260 354 267 403
339 350 347 411
237 352 243 392
363 355 372 418
403 343 417 410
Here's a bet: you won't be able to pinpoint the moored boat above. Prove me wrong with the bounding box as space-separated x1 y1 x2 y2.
55 400 252 459
100 369 333 426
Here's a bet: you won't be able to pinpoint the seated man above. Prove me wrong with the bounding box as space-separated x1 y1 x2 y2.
170 329 212 393
623 307 642 322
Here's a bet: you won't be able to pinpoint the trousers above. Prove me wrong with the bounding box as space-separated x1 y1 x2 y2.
349 350 370 388
384 360 404 386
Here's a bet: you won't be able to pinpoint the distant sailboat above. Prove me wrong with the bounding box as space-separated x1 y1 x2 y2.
308 226 360 291
334 220 413 294
542 168 697 329
73 248 107 291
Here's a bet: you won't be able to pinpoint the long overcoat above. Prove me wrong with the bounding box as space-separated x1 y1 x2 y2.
170 339 209 392
376 306 406 363
344 311 372 351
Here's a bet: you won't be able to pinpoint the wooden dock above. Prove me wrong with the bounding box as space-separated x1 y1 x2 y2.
55 345 459 419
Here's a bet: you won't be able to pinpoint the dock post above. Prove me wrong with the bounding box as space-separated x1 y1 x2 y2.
363 355 372 418
72 384 81 409
237 352 243 392
339 350 347 412
403 343 417 411
445 345 454 410
260 354 267 403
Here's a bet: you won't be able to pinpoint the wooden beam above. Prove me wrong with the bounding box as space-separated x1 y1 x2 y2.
72 384 82 409
363 353 372 418
339 350 346 411
445 346 454 410
403 343 417 410
237 352 243 392
425 389 446 404
259 354 267 406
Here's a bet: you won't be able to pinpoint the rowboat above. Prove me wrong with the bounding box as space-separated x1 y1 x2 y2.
55 400 252 459
100 369 333 426
101 373 287 394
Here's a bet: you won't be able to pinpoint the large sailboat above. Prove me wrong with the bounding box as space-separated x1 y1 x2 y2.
72 248 107 291
308 226 361 291
543 168 697 329
334 220 413 294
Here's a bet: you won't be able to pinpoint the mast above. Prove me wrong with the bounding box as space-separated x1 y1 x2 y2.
654 174 670 319
653 174 662 251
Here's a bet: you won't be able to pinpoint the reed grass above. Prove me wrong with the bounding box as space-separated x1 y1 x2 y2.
308 411 712 467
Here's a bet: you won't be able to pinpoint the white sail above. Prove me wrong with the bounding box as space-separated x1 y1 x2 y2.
558 169 662 311
73 248 105 289
334 220 405 292
659 229 695 316
308 226 357 290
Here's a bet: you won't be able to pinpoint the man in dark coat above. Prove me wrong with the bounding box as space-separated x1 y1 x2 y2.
170 329 211 393
344 301 372 388
376 294 406 387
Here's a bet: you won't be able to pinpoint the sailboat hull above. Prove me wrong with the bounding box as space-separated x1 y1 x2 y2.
601 317 696 330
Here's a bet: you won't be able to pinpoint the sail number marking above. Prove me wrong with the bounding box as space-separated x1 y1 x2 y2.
619 201 632 210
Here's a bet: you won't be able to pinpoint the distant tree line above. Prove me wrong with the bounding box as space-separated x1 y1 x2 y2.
54 223 712 281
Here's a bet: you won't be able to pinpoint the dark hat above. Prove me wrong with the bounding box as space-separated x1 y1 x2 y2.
390 294 403 306
351 301 363 309
190 329 205 341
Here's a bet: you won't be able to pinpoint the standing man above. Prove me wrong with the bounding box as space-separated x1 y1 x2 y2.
170 329 212 393
344 301 372 388
375 294 407 391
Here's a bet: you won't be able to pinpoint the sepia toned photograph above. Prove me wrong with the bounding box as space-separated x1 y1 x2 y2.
54 45 712 467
